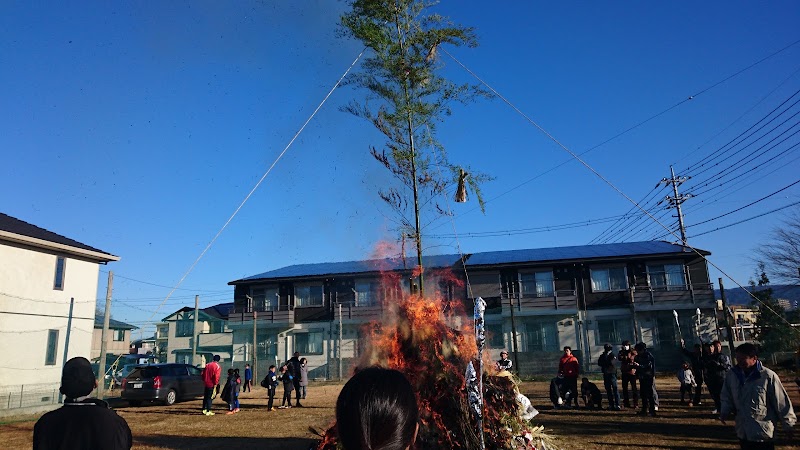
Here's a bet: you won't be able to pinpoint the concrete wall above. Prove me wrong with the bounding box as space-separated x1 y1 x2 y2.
0 242 101 388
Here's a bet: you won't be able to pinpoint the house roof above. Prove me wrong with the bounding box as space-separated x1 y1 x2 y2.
464 241 706 267
0 212 119 262
229 254 461 284
231 241 708 284
94 315 137 330
162 302 234 322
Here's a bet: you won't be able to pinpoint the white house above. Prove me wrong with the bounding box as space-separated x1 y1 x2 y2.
0 213 118 415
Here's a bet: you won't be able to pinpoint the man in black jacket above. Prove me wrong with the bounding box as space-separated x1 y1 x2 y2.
33 357 132 450
705 340 732 415
632 342 657 417
287 351 303 407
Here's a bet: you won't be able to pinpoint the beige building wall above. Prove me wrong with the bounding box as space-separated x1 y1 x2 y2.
0 243 101 387
91 328 132 360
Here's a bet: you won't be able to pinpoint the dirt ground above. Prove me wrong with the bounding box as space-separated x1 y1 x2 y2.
3 375 800 450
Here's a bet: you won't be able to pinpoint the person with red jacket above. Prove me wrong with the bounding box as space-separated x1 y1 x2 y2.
558 346 580 408
201 354 222 416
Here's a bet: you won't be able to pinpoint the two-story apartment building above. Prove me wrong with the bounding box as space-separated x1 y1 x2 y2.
160 303 234 366
227 241 718 378
0 213 118 415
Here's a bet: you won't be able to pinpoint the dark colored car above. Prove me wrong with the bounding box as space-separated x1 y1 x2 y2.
121 363 204 406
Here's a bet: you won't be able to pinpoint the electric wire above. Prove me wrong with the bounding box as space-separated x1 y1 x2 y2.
443 47 800 335
145 47 367 323
687 200 800 238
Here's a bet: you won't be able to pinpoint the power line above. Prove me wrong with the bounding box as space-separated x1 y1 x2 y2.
688 178 800 228
688 200 800 238
100 270 229 293
145 47 368 323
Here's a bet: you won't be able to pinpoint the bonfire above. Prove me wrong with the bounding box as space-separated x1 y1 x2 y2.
316 270 558 450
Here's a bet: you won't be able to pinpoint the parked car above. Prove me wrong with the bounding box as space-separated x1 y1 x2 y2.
112 363 140 387
121 363 204 406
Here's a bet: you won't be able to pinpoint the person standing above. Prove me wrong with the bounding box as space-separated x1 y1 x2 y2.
299 357 309 400
496 350 513 372
242 363 252 393
632 342 657 417
201 354 222 416
680 339 705 406
33 357 132 450
278 365 294 409
264 365 279 411
558 346 580 408
706 340 732 415
287 351 303 407
618 340 638 410
677 362 697 405
720 342 796 450
598 343 621 410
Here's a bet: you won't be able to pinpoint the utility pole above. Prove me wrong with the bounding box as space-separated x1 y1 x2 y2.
338 303 343 380
718 278 737 361
59 297 75 404
97 271 113 399
660 165 693 245
507 281 520 373
192 295 199 366
252 298 258 383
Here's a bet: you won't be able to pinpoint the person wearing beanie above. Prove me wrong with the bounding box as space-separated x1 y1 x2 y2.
632 342 657 417
33 356 132 449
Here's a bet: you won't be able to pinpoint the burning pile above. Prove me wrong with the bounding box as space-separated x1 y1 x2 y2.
316 272 558 450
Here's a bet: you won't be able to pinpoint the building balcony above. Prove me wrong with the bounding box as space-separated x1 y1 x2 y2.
500 290 578 315
227 306 294 326
334 301 384 322
632 282 715 307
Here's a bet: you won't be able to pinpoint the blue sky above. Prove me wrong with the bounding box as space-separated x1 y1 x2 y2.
2 1 799 338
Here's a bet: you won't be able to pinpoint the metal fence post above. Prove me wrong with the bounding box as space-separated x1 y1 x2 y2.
19 385 24 408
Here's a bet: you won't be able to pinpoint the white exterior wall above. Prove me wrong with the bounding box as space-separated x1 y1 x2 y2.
0 242 101 387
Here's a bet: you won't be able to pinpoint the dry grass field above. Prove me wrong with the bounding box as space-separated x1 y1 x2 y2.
3 375 800 450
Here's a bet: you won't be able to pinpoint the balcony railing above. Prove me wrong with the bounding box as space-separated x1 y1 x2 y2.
333 301 384 321
500 289 578 312
228 307 294 325
633 282 714 305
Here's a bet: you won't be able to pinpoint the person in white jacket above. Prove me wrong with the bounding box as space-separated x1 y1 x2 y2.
720 342 796 449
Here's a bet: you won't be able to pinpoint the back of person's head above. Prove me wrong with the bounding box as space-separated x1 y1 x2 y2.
227 368 234 376
301 357 307 365
60 357 96 399
603 343 612 351
634 342 646 352
581 377 589 383
336 367 418 450
213 354 221 362
234 368 240 376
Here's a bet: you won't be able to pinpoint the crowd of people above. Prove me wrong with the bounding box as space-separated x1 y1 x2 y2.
31 340 796 450
535 339 796 449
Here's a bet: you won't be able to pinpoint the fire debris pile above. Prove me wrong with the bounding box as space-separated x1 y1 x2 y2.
316 276 558 450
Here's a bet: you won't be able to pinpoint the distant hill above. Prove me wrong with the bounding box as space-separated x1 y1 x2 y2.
715 284 800 307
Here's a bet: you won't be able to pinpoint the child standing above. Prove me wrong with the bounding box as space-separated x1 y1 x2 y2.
677 362 697 406
299 357 309 400
278 365 294 409
264 365 279 411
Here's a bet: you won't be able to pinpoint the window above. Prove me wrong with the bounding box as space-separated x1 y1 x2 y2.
522 320 558 352
647 263 686 291
208 321 223 334
596 318 633 345
486 322 505 348
175 320 194 337
295 330 323 354
45 329 59 365
520 271 554 297
590 267 628 292
354 280 379 306
113 329 125 341
251 286 279 311
53 256 66 290
157 326 169 339
294 283 324 307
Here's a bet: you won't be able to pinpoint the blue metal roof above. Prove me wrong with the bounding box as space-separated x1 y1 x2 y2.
465 241 700 266
232 241 706 284
233 254 462 283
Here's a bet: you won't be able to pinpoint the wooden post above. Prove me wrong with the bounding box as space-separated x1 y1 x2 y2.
59 297 74 404
97 271 113 399
192 295 199 366
629 287 640 342
508 281 520 373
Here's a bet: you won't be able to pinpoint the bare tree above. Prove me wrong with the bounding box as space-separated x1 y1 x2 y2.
755 207 800 285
